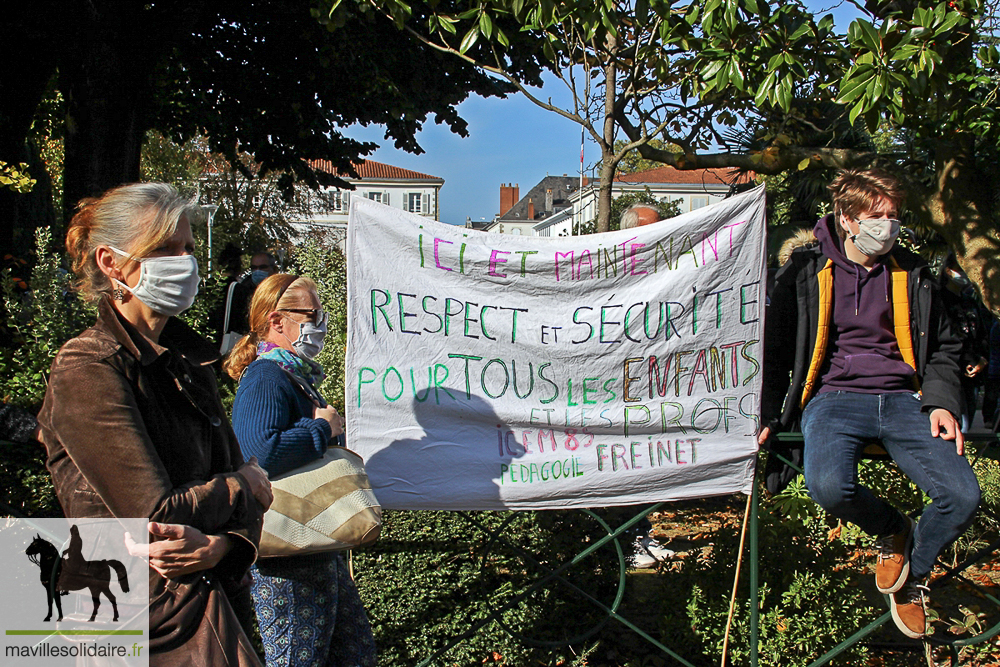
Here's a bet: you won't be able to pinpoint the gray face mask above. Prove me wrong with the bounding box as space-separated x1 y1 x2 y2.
848 217 901 257
283 311 328 360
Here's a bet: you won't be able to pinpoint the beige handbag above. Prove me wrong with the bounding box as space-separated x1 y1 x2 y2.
259 445 382 558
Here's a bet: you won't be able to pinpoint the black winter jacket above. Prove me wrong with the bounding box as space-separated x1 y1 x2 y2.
762 237 963 434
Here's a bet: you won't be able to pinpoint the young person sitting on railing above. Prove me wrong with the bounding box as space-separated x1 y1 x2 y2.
757 168 981 639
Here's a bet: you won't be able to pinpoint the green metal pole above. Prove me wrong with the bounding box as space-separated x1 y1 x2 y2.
750 474 759 667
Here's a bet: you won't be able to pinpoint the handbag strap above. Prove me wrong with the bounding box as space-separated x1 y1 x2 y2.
222 281 239 332
264 360 346 447
269 361 328 408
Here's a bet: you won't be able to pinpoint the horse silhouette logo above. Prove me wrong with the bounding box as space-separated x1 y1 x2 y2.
25 525 130 623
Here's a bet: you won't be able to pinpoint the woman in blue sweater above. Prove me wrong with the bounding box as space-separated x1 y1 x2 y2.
225 273 376 667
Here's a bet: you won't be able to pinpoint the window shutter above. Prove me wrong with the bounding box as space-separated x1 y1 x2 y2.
343 191 351 210
423 193 431 216
402 193 409 212
383 191 390 206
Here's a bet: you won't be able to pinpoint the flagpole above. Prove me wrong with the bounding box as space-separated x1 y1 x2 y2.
575 125 584 236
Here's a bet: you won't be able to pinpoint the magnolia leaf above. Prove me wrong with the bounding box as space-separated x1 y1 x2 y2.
438 15 458 34
838 67 875 104
848 98 865 125
479 11 493 39
797 157 811 171
856 19 881 53
459 26 480 53
789 21 811 41
778 77 792 111
730 59 745 91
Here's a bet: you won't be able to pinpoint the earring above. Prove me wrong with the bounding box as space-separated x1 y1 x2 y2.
112 287 125 301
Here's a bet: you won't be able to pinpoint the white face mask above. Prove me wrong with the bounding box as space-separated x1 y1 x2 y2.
847 217 901 257
282 311 328 360
109 246 200 317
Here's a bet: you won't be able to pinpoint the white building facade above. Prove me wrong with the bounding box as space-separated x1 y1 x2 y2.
532 165 736 237
291 159 444 241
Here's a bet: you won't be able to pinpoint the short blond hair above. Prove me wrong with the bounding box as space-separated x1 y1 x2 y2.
65 183 197 301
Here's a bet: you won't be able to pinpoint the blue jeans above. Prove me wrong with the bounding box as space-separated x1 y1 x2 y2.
801 391 981 579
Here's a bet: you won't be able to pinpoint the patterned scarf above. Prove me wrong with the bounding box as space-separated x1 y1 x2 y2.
257 341 326 389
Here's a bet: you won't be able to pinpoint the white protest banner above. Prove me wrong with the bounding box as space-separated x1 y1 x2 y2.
346 184 766 510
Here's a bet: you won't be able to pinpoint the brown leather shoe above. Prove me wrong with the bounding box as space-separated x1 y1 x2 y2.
890 577 929 639
875 516 914 593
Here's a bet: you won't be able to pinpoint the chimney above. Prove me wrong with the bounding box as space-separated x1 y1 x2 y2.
545 188 553 212
527 199 535 220
499 183 519 217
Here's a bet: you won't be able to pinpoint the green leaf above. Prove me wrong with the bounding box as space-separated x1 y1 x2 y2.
714 63 730 91
864 107 880 134
459 26 480 53
601 9 619 36
701 59 725 79
479 11 493 39
636 0 649 24
789 21 811 41
869 72 885 104
848 98 866 125
797 157 811 170
932 1 947 25
437 15 457 34
495 27 509 48
838 65 875 104
729 58 746 91
855 19 881 53
938 11 962 33
778 76 792 111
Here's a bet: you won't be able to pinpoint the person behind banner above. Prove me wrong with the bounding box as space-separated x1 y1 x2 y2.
37 183 272 665
225 274 377 667
758 168 980 639
219 252 278 354
620 203 661 229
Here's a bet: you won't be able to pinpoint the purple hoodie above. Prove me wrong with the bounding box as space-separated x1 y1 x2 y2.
813 214 916 395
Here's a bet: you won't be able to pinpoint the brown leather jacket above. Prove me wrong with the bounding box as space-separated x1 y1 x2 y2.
38 297 264 665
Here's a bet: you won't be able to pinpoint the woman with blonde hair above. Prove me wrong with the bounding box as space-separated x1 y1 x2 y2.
38 182 272 665
227 274 376 667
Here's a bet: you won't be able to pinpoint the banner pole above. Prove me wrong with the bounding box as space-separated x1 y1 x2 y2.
750 471 760 667
720 489 754 666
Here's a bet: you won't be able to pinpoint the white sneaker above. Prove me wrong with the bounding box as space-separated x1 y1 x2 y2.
642 536 675 561
632 547 659 569
631 536 675 569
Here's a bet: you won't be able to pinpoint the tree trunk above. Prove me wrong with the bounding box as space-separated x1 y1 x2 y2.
920 134 1000 315
59 4 158 221
594 33 620 233
0 6 59 257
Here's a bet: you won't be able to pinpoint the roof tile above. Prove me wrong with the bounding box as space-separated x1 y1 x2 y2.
308 159 442 181
613 165 736 185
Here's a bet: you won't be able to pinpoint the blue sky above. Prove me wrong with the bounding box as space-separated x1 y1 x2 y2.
343 2 861 226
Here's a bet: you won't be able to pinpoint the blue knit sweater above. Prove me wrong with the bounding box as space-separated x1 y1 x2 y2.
232 358 332 476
